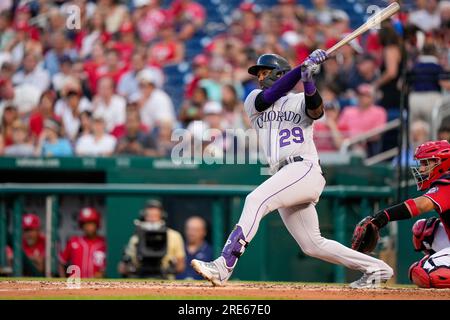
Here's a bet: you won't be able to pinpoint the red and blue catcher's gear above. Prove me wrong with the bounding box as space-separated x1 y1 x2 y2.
409 254 450 288
412 217 441 255
411 140 450 191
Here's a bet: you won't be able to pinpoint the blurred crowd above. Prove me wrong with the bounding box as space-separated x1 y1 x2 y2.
0 0 449 160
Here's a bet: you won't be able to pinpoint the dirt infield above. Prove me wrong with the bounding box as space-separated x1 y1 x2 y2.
0 279 449 300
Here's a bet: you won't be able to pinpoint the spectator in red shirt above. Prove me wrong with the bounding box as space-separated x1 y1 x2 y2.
111 102 149 139
169 0 206 41
29 90 58 142
184 54 209 99
108 21 136 64
275 0 305 35
22 213 46 276
83 42 107 93
59 207 107 279
148 23 185 67
133 0 166 44
235 2 260 45
95 49 129 89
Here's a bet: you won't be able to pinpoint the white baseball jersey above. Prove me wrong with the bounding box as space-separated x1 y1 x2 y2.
244 89 320 170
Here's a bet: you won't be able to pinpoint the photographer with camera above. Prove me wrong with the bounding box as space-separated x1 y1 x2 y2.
118 200 185 279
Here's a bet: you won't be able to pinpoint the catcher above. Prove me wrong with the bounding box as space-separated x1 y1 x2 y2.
352 140 450 288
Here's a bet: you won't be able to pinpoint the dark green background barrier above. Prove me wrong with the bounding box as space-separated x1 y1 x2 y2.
0 156 432 284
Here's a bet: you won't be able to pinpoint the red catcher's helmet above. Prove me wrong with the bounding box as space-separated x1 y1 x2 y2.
411 140 450 191
78 207 101 228
22 213 41 230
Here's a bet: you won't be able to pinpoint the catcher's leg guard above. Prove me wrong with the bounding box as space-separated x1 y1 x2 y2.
409 255 450 288
409 256 431 288
429 268 450 288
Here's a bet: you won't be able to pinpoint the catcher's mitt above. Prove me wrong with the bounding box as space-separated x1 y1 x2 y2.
351 216 380 253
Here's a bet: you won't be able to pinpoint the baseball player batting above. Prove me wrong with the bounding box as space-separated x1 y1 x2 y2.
192 49 393 289
352 140 450 288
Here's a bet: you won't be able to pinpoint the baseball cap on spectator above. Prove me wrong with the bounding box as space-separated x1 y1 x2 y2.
59 55 73 65
92 112 106 123
44 118 62 135
137 69 159 86
127 92 141 105
282 31 303 46
145 199 164 210
332 10 350 23
240 2 259 14
119 21 134 34
356 84 375 96
279 0 296 4
22 213 41 230
203 101 222 115
78 207 101 228
193 54 209 67
134 0 151 8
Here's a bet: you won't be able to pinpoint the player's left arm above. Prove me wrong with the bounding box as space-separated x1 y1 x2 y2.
370 196 436 230
304 88 324 120
301 50 327 120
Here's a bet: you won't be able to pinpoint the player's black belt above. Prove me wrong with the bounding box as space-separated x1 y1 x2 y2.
278 156 304 171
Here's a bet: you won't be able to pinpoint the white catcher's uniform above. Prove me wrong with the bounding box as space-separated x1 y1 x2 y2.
236 89 392 274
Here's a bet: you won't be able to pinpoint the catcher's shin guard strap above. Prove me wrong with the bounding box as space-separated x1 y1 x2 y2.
372 202 413 228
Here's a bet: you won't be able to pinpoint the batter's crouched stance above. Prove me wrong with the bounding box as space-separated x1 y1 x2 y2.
352 140 450 288
192 50 393 288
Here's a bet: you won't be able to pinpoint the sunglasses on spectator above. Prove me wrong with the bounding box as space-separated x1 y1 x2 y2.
139 82 151 88
66 90 81 97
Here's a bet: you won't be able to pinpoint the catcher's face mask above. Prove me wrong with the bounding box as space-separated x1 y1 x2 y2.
411 158 440 191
